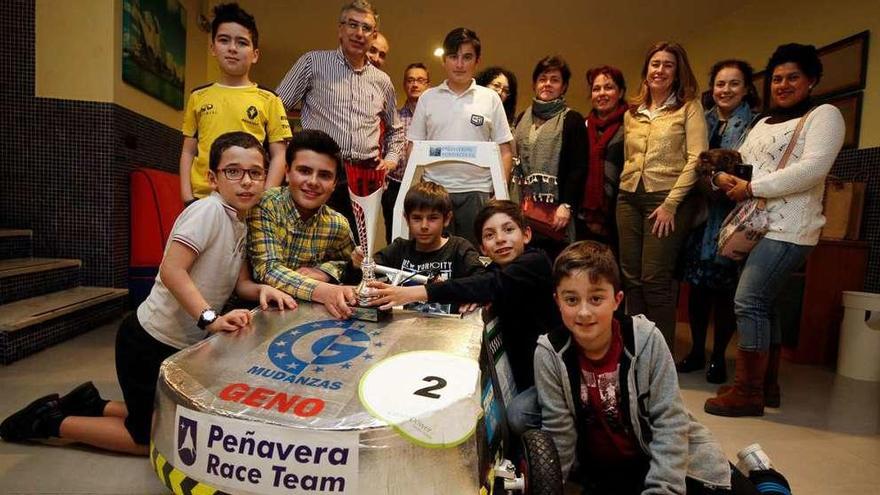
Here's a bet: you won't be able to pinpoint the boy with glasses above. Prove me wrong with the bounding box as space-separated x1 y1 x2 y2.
179 3 291 204
1 133 295 454
275 0 404 232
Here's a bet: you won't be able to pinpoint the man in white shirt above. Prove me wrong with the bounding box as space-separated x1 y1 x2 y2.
407 28 513 245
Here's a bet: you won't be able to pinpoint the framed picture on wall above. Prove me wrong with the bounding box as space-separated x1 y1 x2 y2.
122 0 187 110
813 30 869 99
820 92 862 149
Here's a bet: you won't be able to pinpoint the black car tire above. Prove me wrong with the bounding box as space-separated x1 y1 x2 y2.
519 429 564 495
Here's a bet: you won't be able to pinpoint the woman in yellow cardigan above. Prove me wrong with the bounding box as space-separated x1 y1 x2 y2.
617 41 708 351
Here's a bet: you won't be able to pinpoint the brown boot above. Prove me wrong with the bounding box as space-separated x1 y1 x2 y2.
704 349 769 417
764 345 782 408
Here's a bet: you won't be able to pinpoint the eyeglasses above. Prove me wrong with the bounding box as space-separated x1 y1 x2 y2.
405 77 429 84
340 20 375 35
217 167 266 181
489 81 510 96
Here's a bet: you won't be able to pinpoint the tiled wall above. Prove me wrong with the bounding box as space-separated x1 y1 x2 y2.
830 147 880 292
0 0 180 289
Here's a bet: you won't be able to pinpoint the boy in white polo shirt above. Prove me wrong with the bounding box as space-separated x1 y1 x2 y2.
407 27 514 245
1 132 296 455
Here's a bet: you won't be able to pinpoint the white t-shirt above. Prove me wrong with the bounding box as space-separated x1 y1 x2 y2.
407 80 513 193
739 104 845 246
137 193 247 349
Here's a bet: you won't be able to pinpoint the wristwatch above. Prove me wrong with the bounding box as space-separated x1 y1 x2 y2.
197 308 218 330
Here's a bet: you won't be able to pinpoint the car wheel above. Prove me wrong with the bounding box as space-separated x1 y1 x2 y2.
518 429 563 495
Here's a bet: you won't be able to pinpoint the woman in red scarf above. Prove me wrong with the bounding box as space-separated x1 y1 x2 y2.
579 66 628 252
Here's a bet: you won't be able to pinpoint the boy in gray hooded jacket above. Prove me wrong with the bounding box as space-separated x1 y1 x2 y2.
535 241 761 494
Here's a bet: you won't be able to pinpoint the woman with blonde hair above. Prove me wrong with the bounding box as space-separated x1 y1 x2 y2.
617 42 708 351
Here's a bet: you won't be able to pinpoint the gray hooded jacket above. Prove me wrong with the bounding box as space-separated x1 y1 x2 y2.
534 314 731 494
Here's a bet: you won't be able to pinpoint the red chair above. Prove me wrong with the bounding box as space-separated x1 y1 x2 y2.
130 168 184 305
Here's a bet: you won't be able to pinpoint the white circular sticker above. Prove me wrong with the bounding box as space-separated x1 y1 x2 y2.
358 351 482 448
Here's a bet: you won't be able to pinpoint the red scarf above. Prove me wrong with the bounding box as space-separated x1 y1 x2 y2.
582 103 627 214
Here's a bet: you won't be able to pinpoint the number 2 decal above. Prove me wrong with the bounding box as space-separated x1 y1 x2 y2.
413 376 447 399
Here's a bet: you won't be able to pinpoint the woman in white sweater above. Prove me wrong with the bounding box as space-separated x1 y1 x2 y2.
704 43 845 417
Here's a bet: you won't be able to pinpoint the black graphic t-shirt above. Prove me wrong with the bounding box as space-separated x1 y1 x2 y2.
577 322 641 463
375 236 484 314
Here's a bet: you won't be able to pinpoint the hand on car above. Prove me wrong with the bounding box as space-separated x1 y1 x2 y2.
258 285 297 311
206 309 252 333
365 281 427 311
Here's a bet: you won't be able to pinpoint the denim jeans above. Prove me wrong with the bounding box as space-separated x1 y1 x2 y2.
735 238 812 352
506 386 541 436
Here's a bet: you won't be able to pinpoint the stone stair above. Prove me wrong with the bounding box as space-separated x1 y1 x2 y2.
0 229 128 364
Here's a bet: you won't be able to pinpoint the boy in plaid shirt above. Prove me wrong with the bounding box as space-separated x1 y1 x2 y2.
248 130 357 319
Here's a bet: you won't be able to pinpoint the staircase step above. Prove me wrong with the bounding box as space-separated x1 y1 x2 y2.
0 229 33 259
0 258 82 304
0 287 128 364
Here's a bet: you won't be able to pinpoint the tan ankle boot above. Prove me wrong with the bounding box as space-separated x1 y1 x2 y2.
704 349 769 417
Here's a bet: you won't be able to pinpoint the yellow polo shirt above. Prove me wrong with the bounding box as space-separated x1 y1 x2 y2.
182 83 292 198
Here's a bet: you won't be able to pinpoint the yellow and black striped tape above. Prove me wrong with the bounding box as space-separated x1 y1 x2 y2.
150 443 230 495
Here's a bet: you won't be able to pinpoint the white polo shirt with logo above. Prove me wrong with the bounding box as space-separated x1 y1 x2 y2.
407 80 513 193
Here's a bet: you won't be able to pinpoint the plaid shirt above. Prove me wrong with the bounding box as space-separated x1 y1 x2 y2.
389 102 416 182
247 187 354 301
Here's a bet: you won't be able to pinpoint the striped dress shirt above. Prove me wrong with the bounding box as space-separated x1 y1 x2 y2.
247 187 355 301
276 47 404 165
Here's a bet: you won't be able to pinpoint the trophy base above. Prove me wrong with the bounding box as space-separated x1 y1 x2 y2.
350 305 392 322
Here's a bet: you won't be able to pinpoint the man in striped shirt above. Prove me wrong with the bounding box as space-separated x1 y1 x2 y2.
275 0 404 230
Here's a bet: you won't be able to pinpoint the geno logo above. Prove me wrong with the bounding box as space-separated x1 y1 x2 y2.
268 320 371 376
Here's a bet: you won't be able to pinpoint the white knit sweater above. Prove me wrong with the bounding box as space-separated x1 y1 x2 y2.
739 104 845 246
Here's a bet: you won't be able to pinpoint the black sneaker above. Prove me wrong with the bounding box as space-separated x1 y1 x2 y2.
0 394 64 442
59 382 107 417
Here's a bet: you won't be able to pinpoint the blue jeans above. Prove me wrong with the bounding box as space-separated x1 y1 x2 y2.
735 238 812 352
507 386 541 436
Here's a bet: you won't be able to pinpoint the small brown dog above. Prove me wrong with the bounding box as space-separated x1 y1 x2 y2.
696 149 744 198
697 148 743 178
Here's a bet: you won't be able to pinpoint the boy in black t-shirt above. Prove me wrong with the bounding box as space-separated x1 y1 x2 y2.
352 181 483 314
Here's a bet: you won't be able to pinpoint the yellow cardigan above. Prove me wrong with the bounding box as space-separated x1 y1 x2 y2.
621 99 708 214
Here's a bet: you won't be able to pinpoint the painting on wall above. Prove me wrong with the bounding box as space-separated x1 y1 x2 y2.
821 92 863 149
814 31 869 99
122 0 187 109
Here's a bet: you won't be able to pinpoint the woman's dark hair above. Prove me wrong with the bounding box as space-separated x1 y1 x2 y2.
476 66 518 123
708 59 761 110
209 132 268 171
532 56 571 90
586 65 627 95
212 3 259 48
630 41 698 114
765 43 823 87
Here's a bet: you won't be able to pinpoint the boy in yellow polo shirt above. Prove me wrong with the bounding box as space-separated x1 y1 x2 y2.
179 2 291 204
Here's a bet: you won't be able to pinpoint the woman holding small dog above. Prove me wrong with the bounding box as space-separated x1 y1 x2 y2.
677 60 760 384
704 43 845 417
617 42 707 350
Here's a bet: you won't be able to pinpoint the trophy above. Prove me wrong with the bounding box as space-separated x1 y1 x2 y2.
347 161 391 321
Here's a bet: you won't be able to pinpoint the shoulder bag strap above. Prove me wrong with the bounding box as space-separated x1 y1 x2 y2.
777 107 814 171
